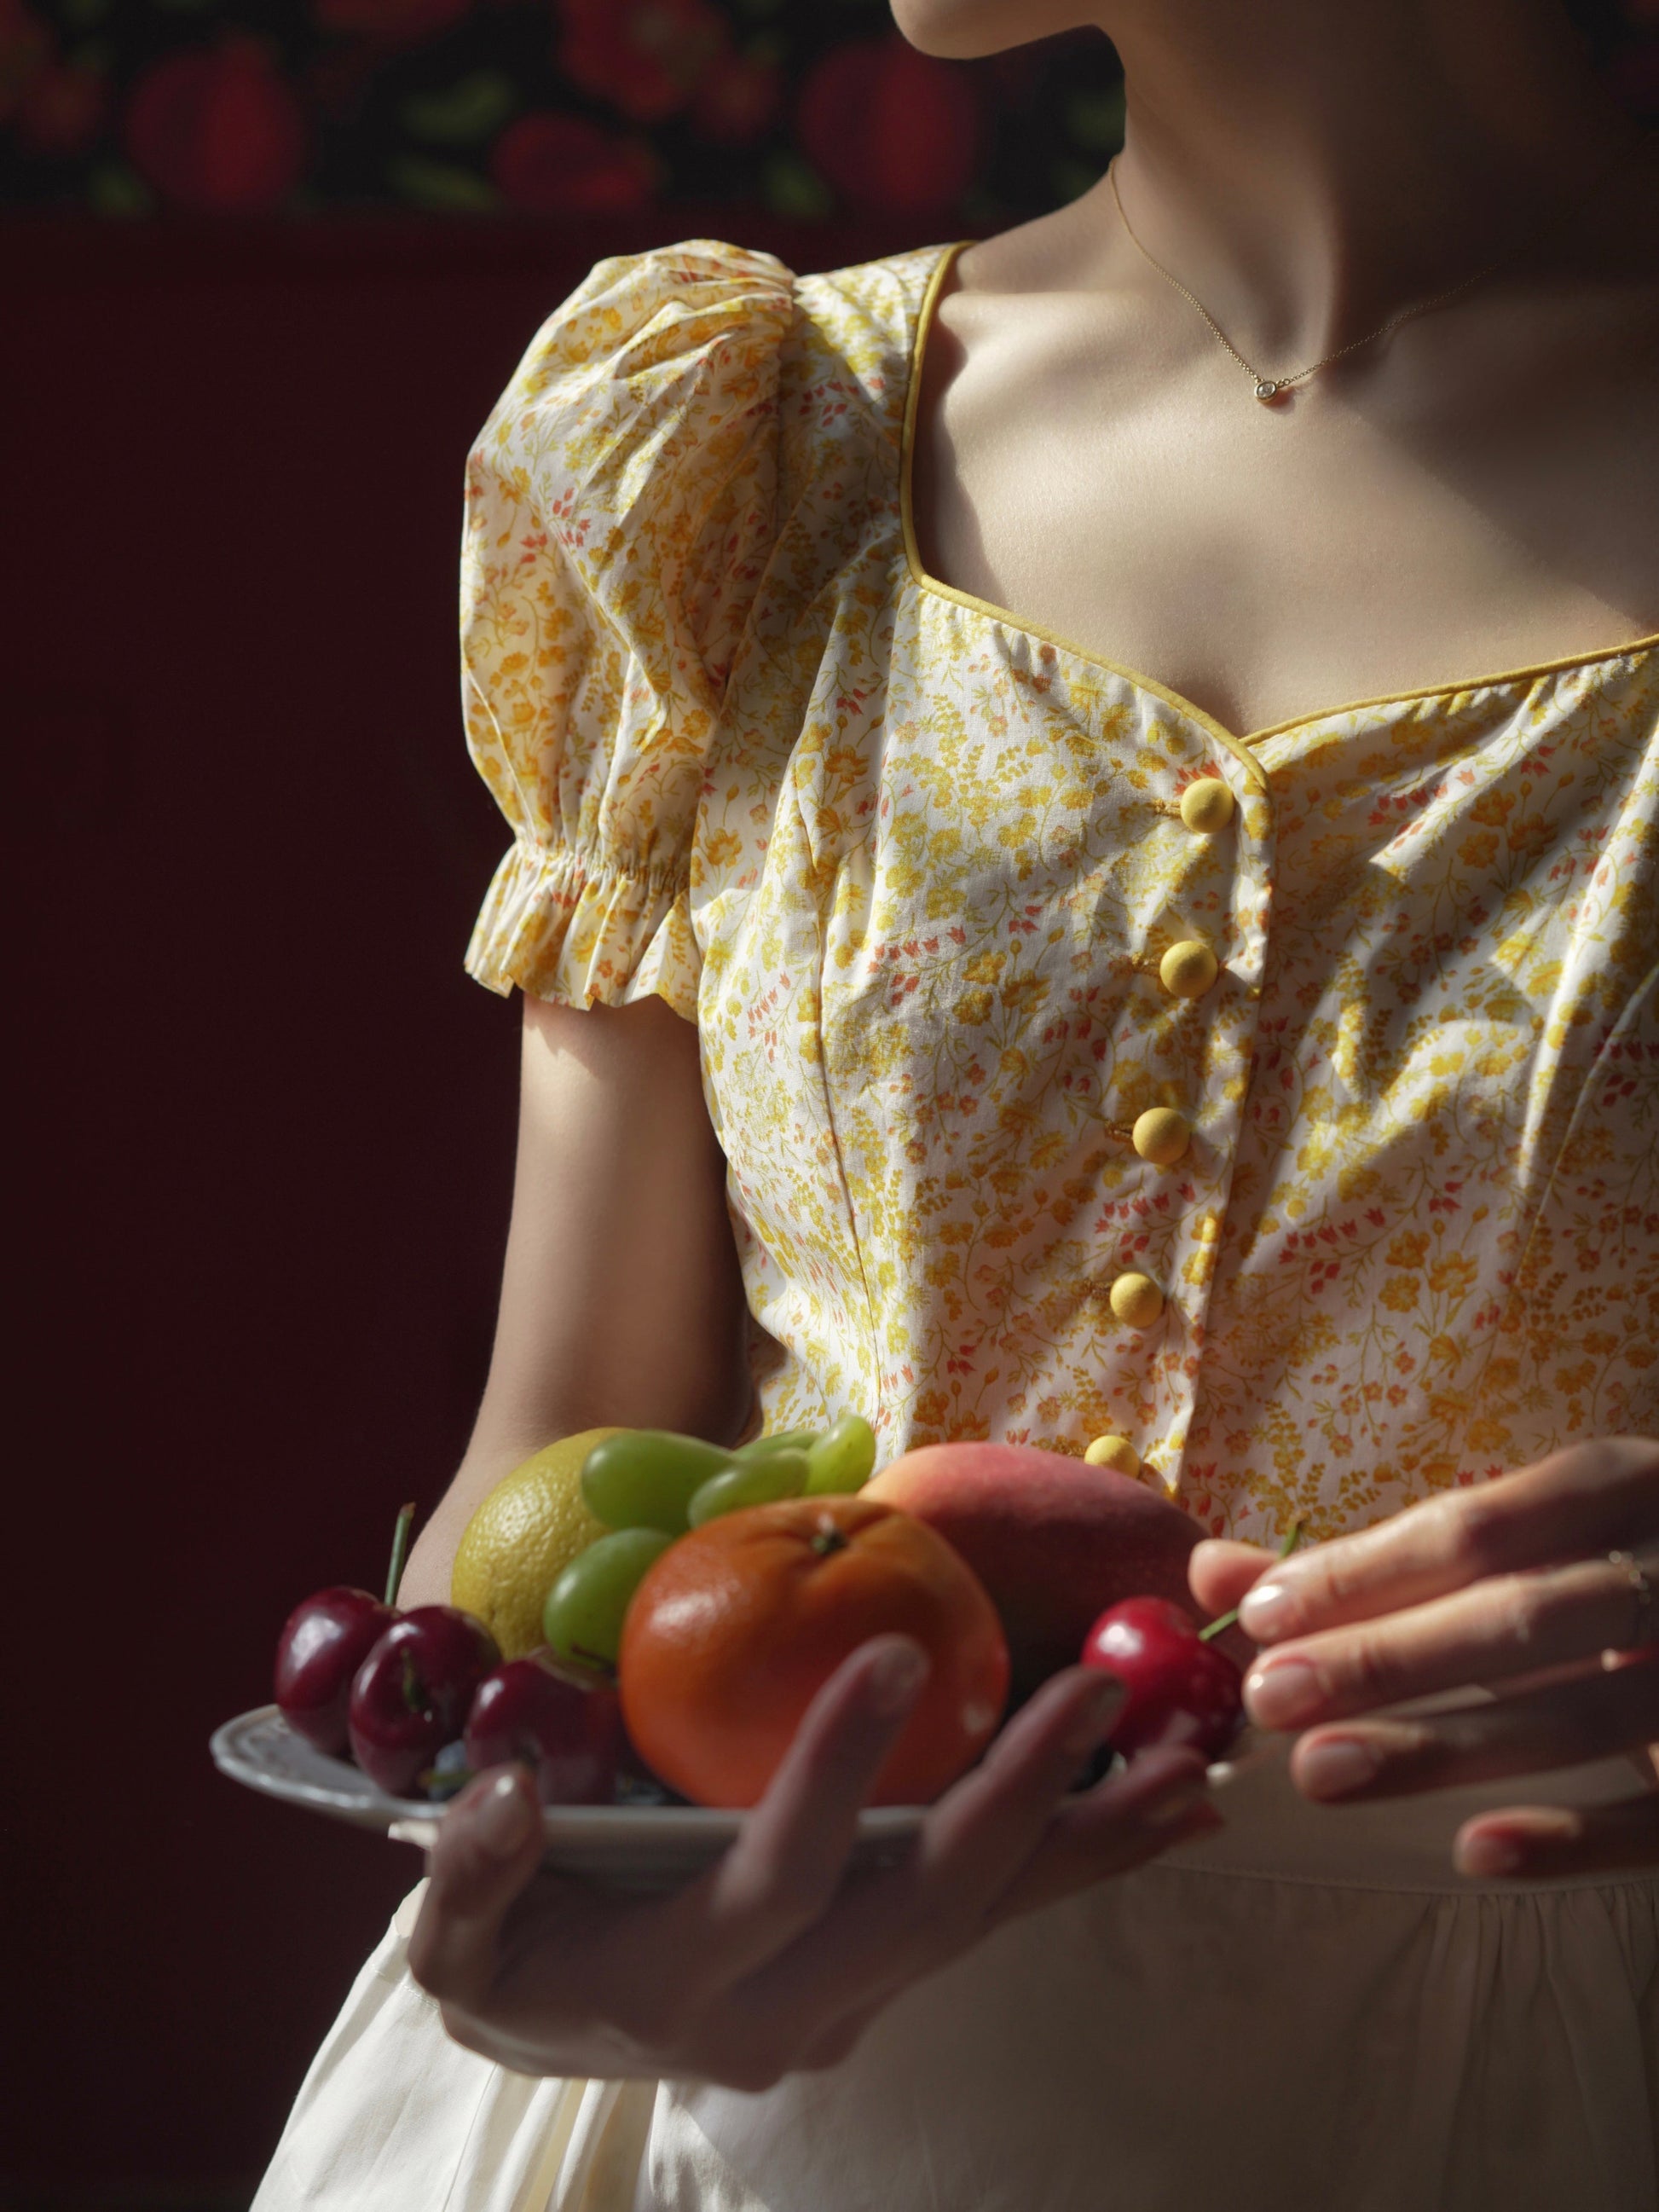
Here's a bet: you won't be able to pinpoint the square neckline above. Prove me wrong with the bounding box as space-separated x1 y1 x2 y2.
897 239 1659 778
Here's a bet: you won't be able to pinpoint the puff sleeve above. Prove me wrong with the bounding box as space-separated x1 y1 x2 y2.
460 240 791 1017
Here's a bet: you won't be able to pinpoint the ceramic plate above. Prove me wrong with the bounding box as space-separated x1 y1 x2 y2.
211 1705 927 1890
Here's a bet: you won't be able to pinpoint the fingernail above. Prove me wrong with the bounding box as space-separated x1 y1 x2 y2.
1064 1675 1125 1755
1237 1579 1298 1640
475 1769 536 1858
1244 1656 1322 1728
1456 1830 1523 1878
1143 1775 1212 1829
1297 1735 1384 1799
866 1640 928 1718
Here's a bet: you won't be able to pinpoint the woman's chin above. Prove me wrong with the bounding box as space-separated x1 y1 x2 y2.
888 0 1096 63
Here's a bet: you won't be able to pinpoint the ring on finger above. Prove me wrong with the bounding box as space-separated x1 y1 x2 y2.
1606 1549 1659 1653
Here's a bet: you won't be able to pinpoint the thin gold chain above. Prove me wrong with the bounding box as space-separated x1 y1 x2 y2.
1107 136 1657 405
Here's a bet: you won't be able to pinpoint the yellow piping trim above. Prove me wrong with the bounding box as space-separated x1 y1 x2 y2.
899 242 1659 769
1243 628 1659 746
902 245 1264 792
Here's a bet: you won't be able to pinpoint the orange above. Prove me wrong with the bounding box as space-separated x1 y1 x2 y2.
618 1495 1009 1808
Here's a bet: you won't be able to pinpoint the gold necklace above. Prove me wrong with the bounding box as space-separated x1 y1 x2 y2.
1107 136 1656 408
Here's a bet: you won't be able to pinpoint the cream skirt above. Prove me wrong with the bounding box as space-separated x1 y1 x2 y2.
252 1737 1659 2212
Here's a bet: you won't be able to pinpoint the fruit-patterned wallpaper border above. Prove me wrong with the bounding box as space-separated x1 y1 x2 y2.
4 0 1656 224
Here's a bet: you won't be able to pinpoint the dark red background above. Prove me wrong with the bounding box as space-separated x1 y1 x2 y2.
4 211 917 2209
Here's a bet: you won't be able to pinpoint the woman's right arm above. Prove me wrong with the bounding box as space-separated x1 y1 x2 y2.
400 985 1219 2087
396 987 753 1610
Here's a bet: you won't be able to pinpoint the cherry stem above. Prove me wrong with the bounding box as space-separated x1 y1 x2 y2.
385 1501 416 1609
1198 1519 1304 1643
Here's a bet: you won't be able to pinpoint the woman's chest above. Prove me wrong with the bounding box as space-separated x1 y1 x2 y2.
696 592 1658 1170
913 287 1659 744
689 589 1659 1510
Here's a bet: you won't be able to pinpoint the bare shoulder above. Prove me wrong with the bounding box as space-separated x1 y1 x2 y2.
923 182 1148 437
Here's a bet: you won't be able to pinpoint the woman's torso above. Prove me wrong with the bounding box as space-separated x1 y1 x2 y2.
676 240 1659 1545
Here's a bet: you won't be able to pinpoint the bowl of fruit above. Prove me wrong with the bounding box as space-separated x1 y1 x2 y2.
213 1418 1269 1890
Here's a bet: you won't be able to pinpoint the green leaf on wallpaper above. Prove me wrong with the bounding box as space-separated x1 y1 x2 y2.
402 73 516 148
1066 86 1125 153
87 164 153 217
762 152 833 220
388 157 501 213
1050 156 1105 205
957 183 1007 230
61 0 109 26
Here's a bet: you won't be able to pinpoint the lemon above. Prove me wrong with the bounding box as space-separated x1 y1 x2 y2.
450 1428 625 1659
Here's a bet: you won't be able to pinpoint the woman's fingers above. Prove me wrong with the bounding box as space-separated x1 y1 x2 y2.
406 1767 549 2015
635 1636 929 1998
1188 1538 1278 1620
732 1668 1130 2031
1285 1651 1659 1803
1236 1439 1659 1646
1243 1552 1656 1731
987 1746 1218 1923
908 1667 1131 1918
1455 1790 1659 1879
759 1767 1220 2091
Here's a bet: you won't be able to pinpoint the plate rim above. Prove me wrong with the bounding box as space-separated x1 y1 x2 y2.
211 1704 929 1839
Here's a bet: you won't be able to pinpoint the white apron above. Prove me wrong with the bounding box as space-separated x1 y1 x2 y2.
253 1738 1659 2212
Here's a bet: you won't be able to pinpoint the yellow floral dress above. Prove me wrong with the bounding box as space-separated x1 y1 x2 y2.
254 241 1659 2212
462 237 1659 1545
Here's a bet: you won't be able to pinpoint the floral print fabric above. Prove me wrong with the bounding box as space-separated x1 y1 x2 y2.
463 239 1659 1544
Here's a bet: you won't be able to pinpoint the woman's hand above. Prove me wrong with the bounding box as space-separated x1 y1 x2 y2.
408 1636 1217 2088
1190 1437 1659 1879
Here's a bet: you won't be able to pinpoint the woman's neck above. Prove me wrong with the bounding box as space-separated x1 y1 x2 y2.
1096 0 1645 362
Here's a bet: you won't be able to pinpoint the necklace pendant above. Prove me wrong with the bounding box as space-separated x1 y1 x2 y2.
1254 379 1284 404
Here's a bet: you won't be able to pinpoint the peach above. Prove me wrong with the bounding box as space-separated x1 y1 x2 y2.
867 1442 1209 1698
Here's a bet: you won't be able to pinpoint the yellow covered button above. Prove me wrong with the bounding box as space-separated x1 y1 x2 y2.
1159 941 1220 999
1084 1433 1141 1478
1179 777 1235 833
1108 1271 1165 1329
1132 1106 1190 1167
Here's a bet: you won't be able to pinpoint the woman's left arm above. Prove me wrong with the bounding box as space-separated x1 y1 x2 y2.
1189 1438 1659 1879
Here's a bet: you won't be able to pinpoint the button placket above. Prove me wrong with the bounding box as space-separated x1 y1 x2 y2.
1179 776 1237 834
1104 748 1272 1496
1131 1105 1190 1166
1084 1432 1141 1477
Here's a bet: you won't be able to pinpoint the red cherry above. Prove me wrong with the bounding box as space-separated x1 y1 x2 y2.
275 1587 396 1757
1080 1596 1243 1759
463 1653 626 1805
347 1607 500 1797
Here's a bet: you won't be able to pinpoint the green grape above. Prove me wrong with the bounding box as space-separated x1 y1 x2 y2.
581 1429 738 1533
686 1449 812 1527
541 1528 673 1675
733 1427 820 1463
804 1410 878 1495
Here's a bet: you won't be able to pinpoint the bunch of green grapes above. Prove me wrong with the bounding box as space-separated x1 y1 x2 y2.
541 1413 878 1676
